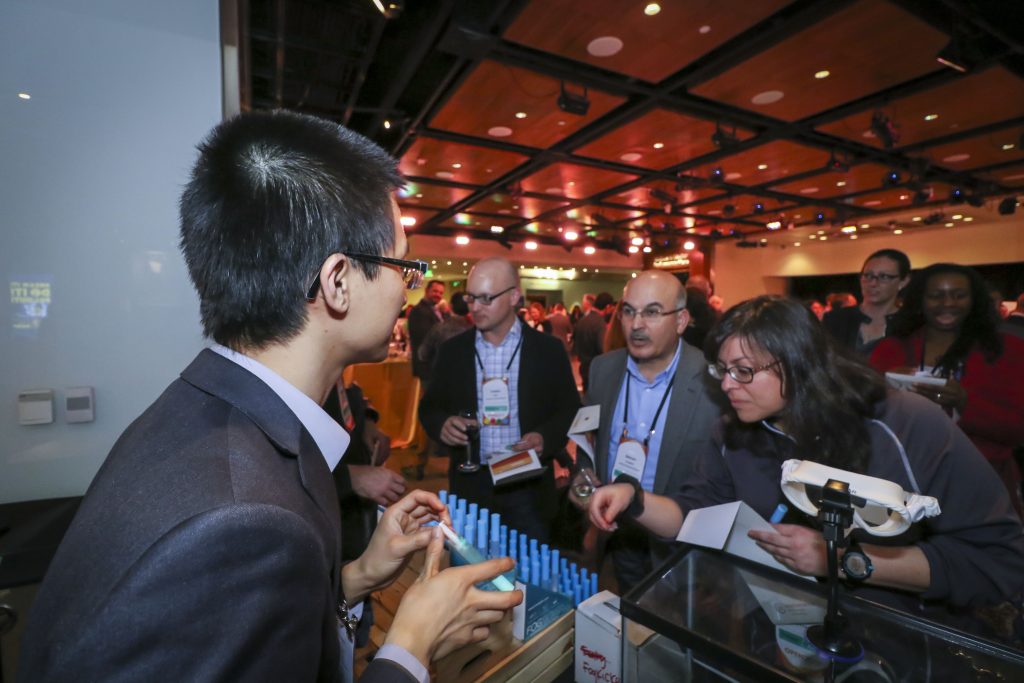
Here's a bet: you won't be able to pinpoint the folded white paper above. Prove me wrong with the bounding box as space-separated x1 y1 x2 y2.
568 404 600 460
884 371 947 391
676 501 808 579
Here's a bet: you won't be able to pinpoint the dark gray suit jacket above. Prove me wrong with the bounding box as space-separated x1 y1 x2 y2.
582 342 721 581
18 350 414 683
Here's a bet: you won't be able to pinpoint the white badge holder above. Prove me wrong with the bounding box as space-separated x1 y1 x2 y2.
611 439 647 482
780 459 940 537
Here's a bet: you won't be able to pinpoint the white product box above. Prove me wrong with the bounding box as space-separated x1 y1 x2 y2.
575 590 622 683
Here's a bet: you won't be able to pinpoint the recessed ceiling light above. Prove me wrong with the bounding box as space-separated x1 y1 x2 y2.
487 126 512 137
455 235 470 245
820 236 828 241
415 193 423 198
631 272 638 278
841 225 857 233
943 153 970 163
400 216 416 227
698 25 711 34
683 240 695 251
628 245 640 254
760 238 768 243
836 181 847 187
945 222 954 227
751 90 784 105
864 200 882 206
757 164 768 170
850 234 858 240
620 152 643 162
861 223 870 228
862 130 876 139
652 142 664 149
544 186 561 194
912 216 923 222
809 234 818 239
564 230 579 241
951 214 963 219
451 163 462 169
557 120 567 126
644 3 661 16
583 245 596 255
894 229 903 235
794 242 801 247
814 70 830 79
924 114 939 121
818 230 826 234
963 216 973 222
383 120 391 129
800 187 819 194
490 225 504 233
631 236 645 246
515 112 527 119
899 194 909 200
17 92 31 100
435 171 454 179
524 241 538 250
725 172 743 180
1002 143 1015 151
642 245 652 253
588 36 624 57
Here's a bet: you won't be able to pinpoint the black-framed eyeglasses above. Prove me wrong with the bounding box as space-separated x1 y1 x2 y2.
304 252 428 301
618 304 685 322
707 360 781 384
464 285 516 306
860 272 900 283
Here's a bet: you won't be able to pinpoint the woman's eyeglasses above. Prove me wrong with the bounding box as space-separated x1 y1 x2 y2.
707 360 781 384
305 253 428 301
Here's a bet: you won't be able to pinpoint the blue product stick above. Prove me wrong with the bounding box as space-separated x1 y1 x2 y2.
770 503 788 524
550 549 560 591
477 520 487 553
530 553 541 588
468 502 478 521
489 515 501 558
509 529 518 563
438 522 515 592
457 498 466 516
439 489 447 506
590 573 598 598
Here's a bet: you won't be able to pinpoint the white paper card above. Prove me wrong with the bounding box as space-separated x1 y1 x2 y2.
567 404 600 459
884 372 947 390
738 569 826 625
487 447 542 485
677 501 809 579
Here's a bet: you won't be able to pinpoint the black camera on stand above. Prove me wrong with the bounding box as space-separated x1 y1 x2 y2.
806 479 866 664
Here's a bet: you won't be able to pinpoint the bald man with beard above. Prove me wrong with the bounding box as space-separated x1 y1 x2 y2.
580 270 720 587
418 257 580 541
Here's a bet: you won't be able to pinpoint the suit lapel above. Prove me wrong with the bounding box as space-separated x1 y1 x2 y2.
652 343 706 494
595 351 628 483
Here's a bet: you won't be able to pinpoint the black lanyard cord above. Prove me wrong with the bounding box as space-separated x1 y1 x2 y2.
623 372 676 448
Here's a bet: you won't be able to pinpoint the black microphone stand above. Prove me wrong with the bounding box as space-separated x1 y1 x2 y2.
806 479 864 664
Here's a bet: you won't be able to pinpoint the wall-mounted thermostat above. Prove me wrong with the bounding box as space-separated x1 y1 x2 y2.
65 386 96 423
18 389 54 425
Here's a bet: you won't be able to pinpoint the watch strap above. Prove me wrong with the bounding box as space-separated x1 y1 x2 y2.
613 474 645 518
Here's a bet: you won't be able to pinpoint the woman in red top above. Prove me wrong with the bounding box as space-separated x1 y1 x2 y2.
870 263 1024 517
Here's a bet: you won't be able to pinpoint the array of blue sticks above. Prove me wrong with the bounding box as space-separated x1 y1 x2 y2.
440 490 598 606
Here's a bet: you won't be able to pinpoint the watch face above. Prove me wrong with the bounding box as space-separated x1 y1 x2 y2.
843 551 870 579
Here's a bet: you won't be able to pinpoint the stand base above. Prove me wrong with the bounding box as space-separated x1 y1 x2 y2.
456 463 481 473
806 624 864 664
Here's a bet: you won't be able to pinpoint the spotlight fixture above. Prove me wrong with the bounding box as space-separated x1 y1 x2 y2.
825 150 850 173
870 111 900 149
883 170 901 186
966 194 985 208
753 202 765 214
815 212 826 225
922 212 944 225
711 122 739 149
950 187 965 203
650 188 677 215
557 81 590 116
709 167 724 183
998 197 1018 215
722 204 736 217
912 186 932 205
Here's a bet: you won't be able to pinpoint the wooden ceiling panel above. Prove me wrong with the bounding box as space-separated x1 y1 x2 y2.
768 162 894 198
463 193 569 219
504 0 794 84
518 162 639 198
429 61 625 150
817 68 1024 148
689 140 833 186
691 0 950 122
574 108 753 170
397 182 473 209
608 182 723 210
977 164 1024 188
566 205 647 225
918 125 1024 170
688 194 793 220
845 183 952 210
399 138 528 186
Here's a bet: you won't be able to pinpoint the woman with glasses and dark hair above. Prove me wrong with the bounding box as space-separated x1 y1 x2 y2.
588 295 1024 613
870 263 1024 517
823 248 911 356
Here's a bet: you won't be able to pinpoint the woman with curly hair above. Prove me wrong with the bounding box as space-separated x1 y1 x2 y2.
588 295 1024 615
870 263 1024 516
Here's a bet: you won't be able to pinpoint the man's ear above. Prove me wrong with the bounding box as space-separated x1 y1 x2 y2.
676 308 691 334
319 253 352 315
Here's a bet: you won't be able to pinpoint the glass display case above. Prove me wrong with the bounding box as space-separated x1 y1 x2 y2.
621 546 1024 682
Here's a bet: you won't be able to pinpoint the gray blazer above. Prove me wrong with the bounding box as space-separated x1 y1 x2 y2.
583 342 720 496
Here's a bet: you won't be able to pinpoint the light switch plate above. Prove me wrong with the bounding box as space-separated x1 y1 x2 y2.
18 389 54 425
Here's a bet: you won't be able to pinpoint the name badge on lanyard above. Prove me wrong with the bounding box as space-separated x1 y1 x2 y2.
476 332 522 427
611 372 676 486
481 376 511 425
